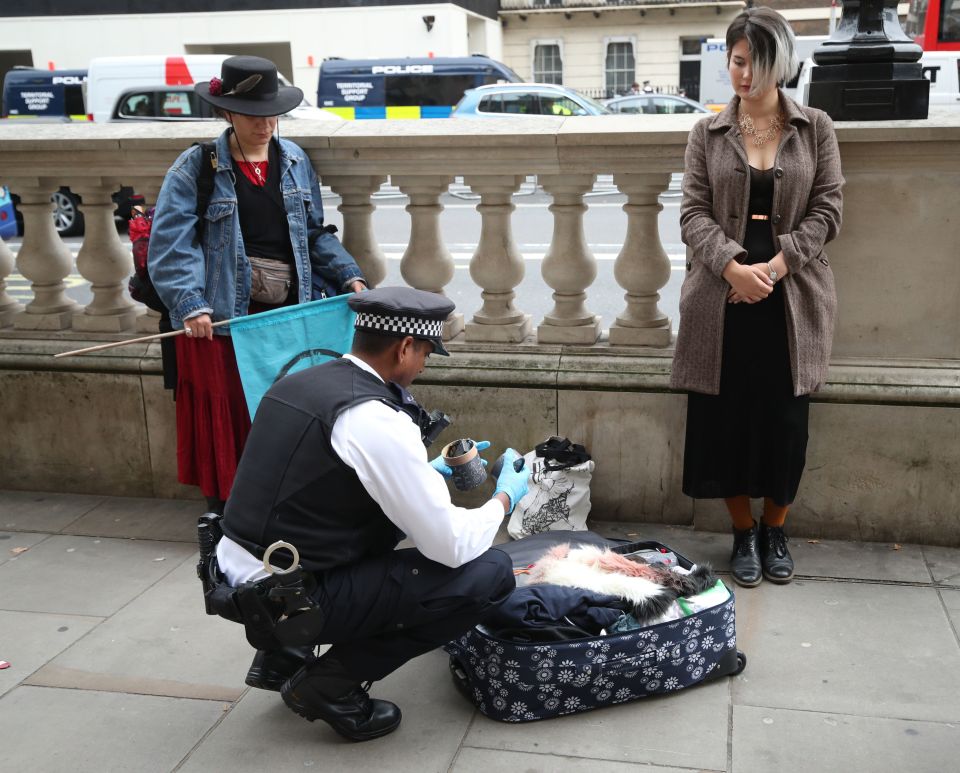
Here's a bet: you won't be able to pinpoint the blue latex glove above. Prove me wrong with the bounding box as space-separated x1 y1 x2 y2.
493 448 529 514
430 440 491 478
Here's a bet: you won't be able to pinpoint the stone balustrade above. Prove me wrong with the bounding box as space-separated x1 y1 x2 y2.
1 113 959 544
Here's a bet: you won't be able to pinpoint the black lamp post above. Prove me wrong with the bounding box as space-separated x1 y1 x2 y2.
807 0 929 120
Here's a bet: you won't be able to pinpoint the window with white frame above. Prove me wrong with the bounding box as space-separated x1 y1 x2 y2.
533 42 563 84
605 40 635 97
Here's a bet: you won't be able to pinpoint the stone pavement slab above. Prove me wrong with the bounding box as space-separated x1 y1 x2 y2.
0 609 102 697
36 557 254 697
732 705 960 773
600 521 932 584
62 495 200 542
731 580 960 722
3 493 960 772
0 529 48 566
0 533 195 616
0 686 225 773
451 748 703 772
178 650 477 773
923 545 960 586
0 490 105 533
463 677 731 770
939 588 960 630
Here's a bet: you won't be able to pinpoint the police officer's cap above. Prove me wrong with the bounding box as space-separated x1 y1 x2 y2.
349 286 455 356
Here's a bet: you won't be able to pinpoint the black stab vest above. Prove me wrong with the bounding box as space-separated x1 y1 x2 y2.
222 358 407 572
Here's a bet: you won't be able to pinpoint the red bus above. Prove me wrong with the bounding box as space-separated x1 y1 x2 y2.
905 0 960 50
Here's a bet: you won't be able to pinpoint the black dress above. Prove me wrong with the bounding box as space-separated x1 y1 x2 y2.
682 166 810 506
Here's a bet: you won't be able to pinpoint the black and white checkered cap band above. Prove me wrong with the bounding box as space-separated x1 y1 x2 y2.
355 311 444 339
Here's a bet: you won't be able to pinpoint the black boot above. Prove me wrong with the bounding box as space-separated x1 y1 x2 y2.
281 654 402 742
730 522 762 588
246 645 314 692
204 496 226 515
759 523 795 583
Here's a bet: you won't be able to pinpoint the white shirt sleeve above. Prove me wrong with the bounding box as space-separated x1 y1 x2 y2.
331 398 505 569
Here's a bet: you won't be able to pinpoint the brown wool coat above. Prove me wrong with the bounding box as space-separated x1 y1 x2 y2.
671 92 843 396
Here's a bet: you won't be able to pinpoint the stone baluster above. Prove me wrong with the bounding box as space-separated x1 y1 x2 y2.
462 174 531 342
609 173 673 346
0 235 23 327
70 181 138 332
537 174 600 344
126 178 163 333
9 180 79 330
393 175 462 339
324 175 388 289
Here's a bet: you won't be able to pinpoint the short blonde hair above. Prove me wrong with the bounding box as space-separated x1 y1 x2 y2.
726 7 799 98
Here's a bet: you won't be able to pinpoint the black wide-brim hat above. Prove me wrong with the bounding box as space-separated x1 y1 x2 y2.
195 55 303 117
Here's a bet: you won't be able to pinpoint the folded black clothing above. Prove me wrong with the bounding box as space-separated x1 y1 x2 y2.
488 624 595 643
484 584 630 639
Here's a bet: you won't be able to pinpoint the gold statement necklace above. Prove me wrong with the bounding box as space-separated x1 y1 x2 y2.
738 110 784 147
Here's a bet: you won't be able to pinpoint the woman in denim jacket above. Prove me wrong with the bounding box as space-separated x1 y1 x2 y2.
149 56 365 513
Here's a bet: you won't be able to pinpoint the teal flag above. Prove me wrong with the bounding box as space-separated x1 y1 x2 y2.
230 295 356 419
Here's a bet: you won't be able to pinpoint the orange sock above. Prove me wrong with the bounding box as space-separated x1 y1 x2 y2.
761 498 789 528
725 496 755 531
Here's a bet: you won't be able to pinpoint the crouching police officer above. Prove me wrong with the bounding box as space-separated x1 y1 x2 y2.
208 287 528 742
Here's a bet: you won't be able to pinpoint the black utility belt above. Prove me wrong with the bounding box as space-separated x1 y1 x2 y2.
197 518 326 647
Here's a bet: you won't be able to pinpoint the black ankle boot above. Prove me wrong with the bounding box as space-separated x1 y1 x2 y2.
204 496 226 515
246 645 314 691
759 523 795 583
730 522 762 588
281 655 402 742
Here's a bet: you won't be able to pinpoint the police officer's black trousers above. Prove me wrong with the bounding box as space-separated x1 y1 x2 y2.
306 546 514 682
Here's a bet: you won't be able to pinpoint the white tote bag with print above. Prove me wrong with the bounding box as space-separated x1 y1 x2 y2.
507 438 594 540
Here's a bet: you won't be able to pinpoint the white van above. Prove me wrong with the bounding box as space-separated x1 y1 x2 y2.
796 51 960 109
85 54 339 122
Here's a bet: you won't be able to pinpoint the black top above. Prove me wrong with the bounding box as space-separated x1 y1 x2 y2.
682 165 809 506
234 137 295 265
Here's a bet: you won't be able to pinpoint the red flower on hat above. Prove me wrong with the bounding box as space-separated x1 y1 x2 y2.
209 77 223 97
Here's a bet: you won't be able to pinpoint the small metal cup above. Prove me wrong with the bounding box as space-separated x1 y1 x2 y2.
441 438 487 491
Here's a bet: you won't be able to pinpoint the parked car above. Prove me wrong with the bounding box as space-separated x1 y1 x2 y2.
604 94 711 115
452 83 612 117
0 186 20 239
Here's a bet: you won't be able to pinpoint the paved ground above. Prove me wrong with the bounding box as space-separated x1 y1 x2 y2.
1 489 959 772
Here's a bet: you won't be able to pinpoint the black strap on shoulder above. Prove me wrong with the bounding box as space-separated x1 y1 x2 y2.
193 141 218 223
534 436 591 471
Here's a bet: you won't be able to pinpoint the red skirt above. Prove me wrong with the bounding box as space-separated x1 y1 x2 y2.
175 334 251 501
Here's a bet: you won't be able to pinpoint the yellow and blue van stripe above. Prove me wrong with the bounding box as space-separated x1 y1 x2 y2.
322 105 454 120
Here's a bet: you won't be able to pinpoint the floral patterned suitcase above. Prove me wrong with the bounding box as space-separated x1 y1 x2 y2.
444 534 746 722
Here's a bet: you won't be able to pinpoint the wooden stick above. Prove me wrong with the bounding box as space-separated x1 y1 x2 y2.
53 319 233 358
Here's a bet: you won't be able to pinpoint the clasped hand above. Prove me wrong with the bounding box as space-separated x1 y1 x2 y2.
724 262 773 305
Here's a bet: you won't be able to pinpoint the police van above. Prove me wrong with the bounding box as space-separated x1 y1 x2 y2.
317 55 521 119
1 67 89 121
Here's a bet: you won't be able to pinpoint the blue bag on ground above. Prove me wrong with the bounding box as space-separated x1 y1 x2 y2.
230 295 356 419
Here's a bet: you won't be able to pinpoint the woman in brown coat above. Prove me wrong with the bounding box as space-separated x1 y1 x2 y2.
672 7 843 587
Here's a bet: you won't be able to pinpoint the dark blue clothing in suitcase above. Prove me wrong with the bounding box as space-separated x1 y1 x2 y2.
444 533 744 722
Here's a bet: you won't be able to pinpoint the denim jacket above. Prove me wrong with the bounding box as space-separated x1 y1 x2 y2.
147 129 364 333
